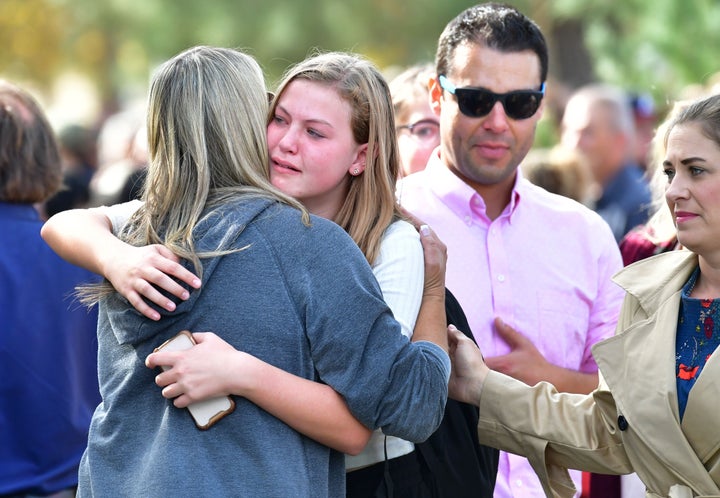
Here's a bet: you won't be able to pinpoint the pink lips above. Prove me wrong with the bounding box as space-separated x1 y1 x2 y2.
675 211 698 224
475 142 509 160
271 157 300 173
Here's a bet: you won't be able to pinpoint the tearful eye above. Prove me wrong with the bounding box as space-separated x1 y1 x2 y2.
307 129 324 139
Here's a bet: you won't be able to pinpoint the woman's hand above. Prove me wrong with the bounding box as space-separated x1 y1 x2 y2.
447 325 489 406
104 244 201 320
146 331 373 454
146 332 247 407
401 207 447 297
418 224 447 298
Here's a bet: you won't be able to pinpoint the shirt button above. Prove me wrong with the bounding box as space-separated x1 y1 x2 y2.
618 415 628 431
497 275 505 282
515 479 523 487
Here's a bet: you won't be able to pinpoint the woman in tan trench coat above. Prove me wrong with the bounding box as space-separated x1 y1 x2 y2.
446 93 720 498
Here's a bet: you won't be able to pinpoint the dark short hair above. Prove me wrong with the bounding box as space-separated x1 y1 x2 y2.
0 81 61 203
436 3 548 83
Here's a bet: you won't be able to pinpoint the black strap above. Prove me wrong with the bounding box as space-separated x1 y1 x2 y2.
373 436 393 498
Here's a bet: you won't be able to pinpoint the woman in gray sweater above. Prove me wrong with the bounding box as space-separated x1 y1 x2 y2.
43 46 450 497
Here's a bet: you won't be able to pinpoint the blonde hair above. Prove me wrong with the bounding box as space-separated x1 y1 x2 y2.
641 99 693 244
389 63 434 126
270 51 401 264
81 46 307 304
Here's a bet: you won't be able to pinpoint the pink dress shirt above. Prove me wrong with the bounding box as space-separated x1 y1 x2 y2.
398 153 624 498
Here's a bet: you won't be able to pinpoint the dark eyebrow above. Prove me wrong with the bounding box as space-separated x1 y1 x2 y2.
663 157 707 167
681 157 707 165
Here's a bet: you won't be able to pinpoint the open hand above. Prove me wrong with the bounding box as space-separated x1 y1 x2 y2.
105 244 201 320
485 317 550 387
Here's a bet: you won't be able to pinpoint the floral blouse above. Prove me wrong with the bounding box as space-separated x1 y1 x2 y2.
676 267 720 420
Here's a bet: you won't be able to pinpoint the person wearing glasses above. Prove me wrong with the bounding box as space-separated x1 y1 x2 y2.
397 3 624 497
390 63 440 177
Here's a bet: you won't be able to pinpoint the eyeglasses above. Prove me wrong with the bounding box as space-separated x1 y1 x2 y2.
438 75 545 120
396 119 440 143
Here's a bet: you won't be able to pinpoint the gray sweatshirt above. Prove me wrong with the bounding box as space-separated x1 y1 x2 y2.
78 197 449 498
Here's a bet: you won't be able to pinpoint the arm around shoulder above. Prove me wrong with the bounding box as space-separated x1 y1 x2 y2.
41 207 119 275
41 205 201 320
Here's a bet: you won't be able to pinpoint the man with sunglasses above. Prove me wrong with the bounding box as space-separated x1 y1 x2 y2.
398 4 625 497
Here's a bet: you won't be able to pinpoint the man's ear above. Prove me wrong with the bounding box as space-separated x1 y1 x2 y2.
429 76 443 117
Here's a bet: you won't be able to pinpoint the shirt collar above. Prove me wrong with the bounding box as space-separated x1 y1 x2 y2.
424 153 524 223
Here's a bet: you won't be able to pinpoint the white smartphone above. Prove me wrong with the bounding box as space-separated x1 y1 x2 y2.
153 330 235 430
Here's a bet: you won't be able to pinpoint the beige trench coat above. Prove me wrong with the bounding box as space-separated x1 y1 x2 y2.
476 250 720 497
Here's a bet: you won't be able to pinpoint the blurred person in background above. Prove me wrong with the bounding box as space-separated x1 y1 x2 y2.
390 63 440 177
629 92 659 173
116 125 148 203
620 100 689 266
41 123 98 218
88 107 147 207
521 145 597 207
561 83 652 242
0 80 100 497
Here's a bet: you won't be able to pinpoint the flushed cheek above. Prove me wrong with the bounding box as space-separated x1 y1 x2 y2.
269 171 281 187
266 126 281 150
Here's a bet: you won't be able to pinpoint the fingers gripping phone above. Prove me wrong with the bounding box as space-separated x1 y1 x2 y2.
153 330 235 430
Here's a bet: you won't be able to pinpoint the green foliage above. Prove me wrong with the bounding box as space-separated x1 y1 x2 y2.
0 0 66 89
2 0 719 121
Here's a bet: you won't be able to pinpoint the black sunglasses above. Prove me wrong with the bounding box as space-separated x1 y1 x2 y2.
438 75 545 120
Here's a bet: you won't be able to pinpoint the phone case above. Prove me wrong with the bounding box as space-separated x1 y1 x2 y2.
153 330 235 430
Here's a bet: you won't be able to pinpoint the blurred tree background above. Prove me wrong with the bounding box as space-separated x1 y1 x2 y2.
2 0 719 136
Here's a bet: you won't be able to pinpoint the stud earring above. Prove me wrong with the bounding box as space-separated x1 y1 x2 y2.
353 168 360 175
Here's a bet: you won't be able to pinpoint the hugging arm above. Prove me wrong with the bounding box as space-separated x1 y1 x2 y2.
145 225 450 452
42 205 372 453
146 332 372 455
41 206 200 320
43 206 448 452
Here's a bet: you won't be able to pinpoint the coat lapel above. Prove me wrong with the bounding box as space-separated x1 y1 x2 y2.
594 251 720 494
594 292 686 457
